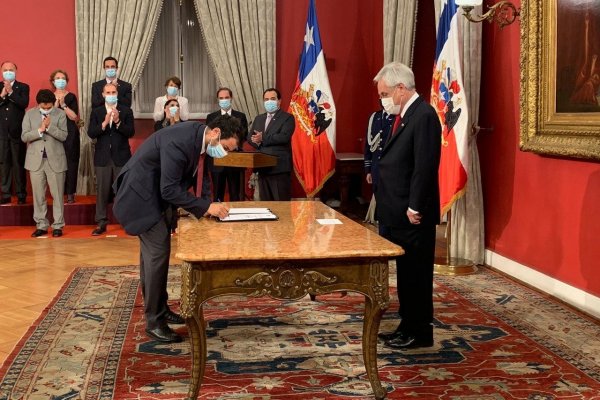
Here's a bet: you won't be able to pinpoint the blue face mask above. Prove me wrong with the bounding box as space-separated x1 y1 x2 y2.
264 99 278 113
40 107 52 116
218 99 231 110
105 94 118 105
2 71 15 81
54 79 67 89
206 134 229 159
166 86 178 96
169 106 178 117
105 68 117 78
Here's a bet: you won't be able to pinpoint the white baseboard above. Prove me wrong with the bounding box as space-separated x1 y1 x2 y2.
485 250 600 320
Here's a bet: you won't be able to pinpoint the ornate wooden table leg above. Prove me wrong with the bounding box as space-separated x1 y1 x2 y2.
362 260 390 399
363 297 387 399
185 310 206 400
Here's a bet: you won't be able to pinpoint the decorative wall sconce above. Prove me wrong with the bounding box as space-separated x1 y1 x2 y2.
455 0 520 29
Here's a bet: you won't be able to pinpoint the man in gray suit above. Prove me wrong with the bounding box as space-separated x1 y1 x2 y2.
21 89 68 237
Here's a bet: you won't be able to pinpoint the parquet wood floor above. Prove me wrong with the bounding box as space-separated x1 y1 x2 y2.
0 234 180 364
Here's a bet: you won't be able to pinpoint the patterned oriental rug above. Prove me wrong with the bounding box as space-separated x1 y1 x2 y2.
1 266 599 400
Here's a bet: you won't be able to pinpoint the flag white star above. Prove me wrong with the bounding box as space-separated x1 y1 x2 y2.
304 23 314 53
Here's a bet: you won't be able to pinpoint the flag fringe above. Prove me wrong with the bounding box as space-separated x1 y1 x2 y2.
441 185 466 216
294 167 336 198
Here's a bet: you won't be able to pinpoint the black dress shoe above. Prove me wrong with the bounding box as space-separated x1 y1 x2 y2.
378 325 403 342
384 334 434 350
52 229 63 237
165 310 185 325
31 229 48 237
91 226 106 236
0 198 10 204
145 326 183 343
17 198 26 205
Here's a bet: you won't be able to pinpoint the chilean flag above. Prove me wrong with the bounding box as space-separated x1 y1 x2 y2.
431 0 469 215
290 0 336 198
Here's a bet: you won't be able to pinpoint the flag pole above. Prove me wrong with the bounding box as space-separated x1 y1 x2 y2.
433 209 478 276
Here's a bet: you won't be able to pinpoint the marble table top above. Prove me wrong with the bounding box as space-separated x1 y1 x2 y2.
176 201 403 262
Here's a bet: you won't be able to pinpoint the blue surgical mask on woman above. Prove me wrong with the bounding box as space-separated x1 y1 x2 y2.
105 68 117 78
105 95 118 105
168 106 178 117
218 99 231 110
166 86 178 96
264 100 278 113
2 71 15 81
54 79 67 90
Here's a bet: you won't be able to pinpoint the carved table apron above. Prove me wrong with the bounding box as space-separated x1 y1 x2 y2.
176 201 403 399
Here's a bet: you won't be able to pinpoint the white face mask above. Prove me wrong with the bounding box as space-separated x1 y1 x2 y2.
381 96 400 115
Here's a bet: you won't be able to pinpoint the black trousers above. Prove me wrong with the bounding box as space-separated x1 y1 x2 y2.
94 161 121 226
64 138 80 195
382 223 436 336
258 172 291 201
211 167 242 201
138 210 173 330
0 138 27 200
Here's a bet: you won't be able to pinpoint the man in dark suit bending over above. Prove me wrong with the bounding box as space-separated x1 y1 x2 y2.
248 88 295 201
374 62 441 350
112 116 239 343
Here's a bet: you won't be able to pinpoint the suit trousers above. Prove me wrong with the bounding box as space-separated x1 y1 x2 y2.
95 160 121 226
382 223 436 336
29 159 66 230
64 153 79 196
138 210 172 330
0 138 27 200
211 167 242 201
258 172 291 201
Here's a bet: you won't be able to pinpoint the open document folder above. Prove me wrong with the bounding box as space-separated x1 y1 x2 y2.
218 207 278 222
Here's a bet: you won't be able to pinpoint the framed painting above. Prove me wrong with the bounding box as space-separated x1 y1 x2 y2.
520 0 600 160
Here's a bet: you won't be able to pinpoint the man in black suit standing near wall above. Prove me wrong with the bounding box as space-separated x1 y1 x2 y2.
112 116 239 343
91 56 132 108
373 62 441 350
88 83 134 236
206 87 248 201
248 88 295 201
0 61 29 204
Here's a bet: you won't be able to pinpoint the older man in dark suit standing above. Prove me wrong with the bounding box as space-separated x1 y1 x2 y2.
248 88 295 201
112 115 239 343
0 61 30 204
374 62 442 350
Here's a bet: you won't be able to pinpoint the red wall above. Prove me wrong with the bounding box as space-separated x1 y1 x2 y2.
478 0 600 296
0 2 78 106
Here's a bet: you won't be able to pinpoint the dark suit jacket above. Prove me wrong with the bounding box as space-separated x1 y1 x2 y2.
0 80 30 142
112 121 209 235
375 96 441 228
247 109 295 175
91 79 133 108
87 104 135 167
206 109 248 173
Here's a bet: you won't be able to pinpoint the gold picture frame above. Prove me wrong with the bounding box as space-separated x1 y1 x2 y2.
520 0 600 160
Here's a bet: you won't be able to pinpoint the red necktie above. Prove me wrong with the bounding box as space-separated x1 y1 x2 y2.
195 153 206 196
392 114 402 134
